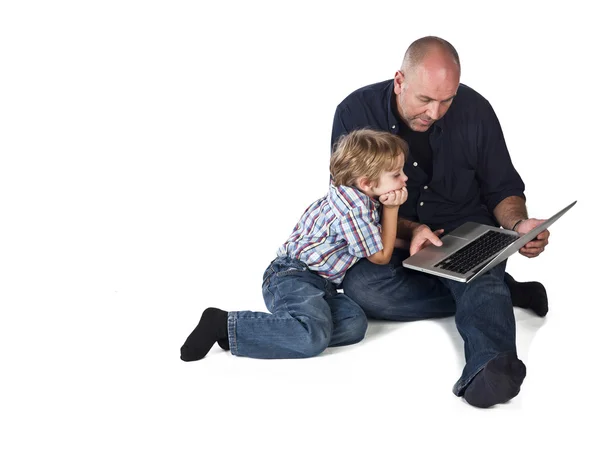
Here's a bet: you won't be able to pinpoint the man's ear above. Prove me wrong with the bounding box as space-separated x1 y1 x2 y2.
393 70 404 95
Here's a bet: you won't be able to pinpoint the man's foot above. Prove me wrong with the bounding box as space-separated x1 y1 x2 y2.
217 338 230 350
505 272 548 317
180 307 229 361
463 353 526 408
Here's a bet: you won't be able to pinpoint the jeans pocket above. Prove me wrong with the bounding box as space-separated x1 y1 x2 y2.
262 265 276 286
276 266 307 278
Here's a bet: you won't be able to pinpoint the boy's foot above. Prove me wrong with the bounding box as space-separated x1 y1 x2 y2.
180 307 229 361
463 353 526 408
504 272 548 317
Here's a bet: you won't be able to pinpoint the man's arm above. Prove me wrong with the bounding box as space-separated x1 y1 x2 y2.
331 105 350 152
475 99 527 219
474 100 549 258
494 196 549 258
492 195 528 230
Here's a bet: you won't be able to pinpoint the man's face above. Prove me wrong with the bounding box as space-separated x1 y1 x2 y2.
394 63 460 132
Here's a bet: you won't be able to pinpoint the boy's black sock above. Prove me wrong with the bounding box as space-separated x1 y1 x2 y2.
504 272 548 317
463 353 526 408
180 307 229 361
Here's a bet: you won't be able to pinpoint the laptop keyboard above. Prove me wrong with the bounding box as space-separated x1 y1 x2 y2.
434 230 519 274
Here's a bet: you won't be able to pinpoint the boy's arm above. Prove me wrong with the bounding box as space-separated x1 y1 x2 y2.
367 204 399 265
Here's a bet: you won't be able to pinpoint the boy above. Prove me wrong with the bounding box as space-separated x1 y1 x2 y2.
180 129 409 361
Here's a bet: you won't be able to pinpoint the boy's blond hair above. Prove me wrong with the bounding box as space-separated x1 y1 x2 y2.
330 129 409 187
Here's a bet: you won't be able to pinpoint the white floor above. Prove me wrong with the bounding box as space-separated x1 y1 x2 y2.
5 270 595 449
2 1 598 448
171 280 596 450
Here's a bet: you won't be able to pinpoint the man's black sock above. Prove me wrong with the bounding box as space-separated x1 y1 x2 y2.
180 307 229 361
504 272 548 317
463 353 527 408
217 338 230 350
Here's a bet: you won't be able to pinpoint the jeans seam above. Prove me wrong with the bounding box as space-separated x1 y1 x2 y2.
453 350 517 396
272 274 293 317
228 312 237 355
453 359 488 396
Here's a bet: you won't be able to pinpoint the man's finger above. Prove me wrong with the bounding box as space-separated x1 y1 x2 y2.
428 232 443 247
520 247 544 257
524 239 548 249
537 230 550 240
409 240 425 256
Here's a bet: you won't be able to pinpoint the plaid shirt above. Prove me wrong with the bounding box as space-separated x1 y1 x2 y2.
277 185 383 285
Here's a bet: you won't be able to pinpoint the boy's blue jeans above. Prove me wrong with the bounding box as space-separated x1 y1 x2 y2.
341 248 518 396
227 256 368 359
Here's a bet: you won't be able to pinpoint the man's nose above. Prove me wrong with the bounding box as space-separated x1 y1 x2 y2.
427 102 441 120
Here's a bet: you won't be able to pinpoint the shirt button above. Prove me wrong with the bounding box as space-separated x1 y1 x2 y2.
391 125 396 129
413 162 418 166
420 202 424 206
424 186 428 190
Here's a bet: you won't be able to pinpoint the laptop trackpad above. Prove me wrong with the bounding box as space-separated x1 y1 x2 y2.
404 235 467 267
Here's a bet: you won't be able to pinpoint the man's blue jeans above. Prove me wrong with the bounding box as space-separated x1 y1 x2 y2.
341 248 517 396
227 256 368 359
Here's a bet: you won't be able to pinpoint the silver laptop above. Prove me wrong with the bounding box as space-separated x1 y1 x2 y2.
402 201 577 283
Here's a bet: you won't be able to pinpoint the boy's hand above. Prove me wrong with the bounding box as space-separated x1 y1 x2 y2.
379 187 408 207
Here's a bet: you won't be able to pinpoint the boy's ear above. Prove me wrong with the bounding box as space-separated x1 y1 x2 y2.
356 176 372 192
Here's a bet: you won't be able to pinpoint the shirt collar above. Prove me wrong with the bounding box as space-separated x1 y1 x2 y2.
329 184 380 209
385 80 400 132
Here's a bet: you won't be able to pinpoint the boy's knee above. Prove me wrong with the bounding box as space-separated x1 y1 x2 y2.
328 311 368 347
298 337 329 357
345 313 368 344
297 321 332 357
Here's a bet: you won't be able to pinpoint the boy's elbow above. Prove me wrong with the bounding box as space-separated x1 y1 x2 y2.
366 252 392 265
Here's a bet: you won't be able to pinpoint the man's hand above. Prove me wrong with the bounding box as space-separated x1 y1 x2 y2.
409 224 444 256
515 218 550 258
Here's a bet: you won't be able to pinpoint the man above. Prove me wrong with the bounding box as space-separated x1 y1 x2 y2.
331 36 550 408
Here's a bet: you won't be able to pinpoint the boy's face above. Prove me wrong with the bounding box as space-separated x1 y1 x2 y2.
370 155 408 197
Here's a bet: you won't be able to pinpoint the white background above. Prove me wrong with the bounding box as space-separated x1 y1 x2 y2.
1 1 598 449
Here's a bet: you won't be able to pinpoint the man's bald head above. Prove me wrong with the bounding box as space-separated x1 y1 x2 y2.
400 36 461 78
393 37 461 131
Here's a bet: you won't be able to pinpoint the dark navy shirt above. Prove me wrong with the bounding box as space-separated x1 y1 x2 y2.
331 80 525 232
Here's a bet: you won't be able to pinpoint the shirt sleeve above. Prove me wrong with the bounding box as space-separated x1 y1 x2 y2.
476 100 526 212
331 105 350 153
338 207 383 258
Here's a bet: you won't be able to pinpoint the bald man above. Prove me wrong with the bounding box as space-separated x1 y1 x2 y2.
331 36 551 408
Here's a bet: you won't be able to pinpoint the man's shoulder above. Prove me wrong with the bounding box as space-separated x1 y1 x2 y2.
455 83 491 109
336 79 392 109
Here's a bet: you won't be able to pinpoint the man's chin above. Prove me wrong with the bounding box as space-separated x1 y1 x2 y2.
411 121 433 132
